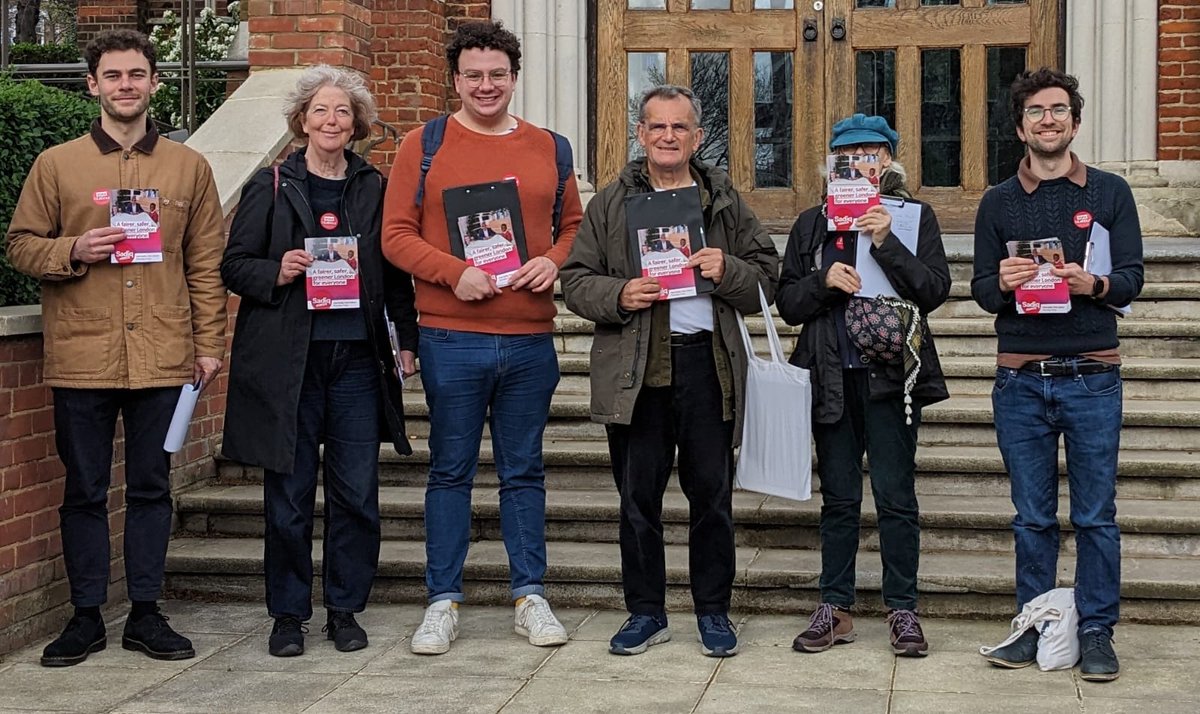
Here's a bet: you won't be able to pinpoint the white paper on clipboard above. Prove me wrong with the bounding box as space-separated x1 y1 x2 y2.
854 196 921 298
1085 222 1132 316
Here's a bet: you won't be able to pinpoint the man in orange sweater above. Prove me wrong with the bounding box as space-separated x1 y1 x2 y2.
382 20 583 656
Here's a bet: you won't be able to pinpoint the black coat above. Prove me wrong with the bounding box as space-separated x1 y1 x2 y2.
776 202 950 425
220 149 418 473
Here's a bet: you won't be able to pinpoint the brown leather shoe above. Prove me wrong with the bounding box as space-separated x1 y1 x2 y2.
792 603 856 653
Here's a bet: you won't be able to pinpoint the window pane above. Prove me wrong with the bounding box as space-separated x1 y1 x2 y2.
628 0 667 8
628 52 667 160
691 52 730 169
692 0 731 8
754 52 793 188
857 0 894 7
921 48 961 187
988 0 1026 4
921 0 959 5
988 46 1026 185
855 50 896 132
754 0 794 7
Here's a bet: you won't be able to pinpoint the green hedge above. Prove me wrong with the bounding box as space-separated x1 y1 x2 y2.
0 78 98 307
7 42 81 65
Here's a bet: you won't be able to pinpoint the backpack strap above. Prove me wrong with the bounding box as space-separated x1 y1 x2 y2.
546 129 573 243
415 115 450 207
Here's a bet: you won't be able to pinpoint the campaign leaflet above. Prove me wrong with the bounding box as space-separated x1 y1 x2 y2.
304 236 360 310
825 154 881 231
624 185 713 301
109 188 163 264
1006 237 1072 315
442 179 528 288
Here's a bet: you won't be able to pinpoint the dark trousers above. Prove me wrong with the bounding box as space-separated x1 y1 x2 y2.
813 369 922 611
52 386 177 607
606 337 735 617
264 341 382 620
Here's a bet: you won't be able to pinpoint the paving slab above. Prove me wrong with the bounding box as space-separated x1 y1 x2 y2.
3 633 244 672
502 678 704 713
0 664 172 713
111 669 348 714
193 633 401 674
1078 698 1200 713
892 654 1076 695
695 684 890 713
155 600 269 635
1075 655 1200 700
891 692 1084 713
361 634 558 680
714 641 896 691
532 635 718 683
304 674 521 714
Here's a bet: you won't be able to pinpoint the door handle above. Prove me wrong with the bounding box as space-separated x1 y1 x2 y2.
831 18 847 41
803 19 819 42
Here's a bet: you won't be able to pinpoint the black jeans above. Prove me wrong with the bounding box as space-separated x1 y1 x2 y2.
606 337 735 617
264 341 382 620
813 368 922 611
52 386 177 607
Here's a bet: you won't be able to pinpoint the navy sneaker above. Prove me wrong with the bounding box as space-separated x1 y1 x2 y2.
697 613 739 657
1078 628 1120 682
609 613 670 655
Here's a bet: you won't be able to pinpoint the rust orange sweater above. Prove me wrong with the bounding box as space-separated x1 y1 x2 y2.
381 116 582 334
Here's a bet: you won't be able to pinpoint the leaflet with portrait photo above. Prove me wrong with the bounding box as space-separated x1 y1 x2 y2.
624 185 713 301
109 188 163 264
1006 237 1071 315
825 154 881 231
304 236 360 310
442 179 528 288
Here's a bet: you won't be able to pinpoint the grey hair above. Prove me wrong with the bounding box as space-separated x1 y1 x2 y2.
284 64 378 144
637 84 703 126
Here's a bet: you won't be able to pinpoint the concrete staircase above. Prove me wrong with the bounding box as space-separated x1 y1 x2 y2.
166 236 1200 623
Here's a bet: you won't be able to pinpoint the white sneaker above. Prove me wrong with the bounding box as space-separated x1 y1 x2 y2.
514 594 569 646
410 600 458 655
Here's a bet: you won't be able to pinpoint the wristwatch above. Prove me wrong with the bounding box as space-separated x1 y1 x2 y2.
1091 275 1105 298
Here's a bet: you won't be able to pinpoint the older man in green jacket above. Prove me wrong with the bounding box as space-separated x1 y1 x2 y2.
561 84 778 659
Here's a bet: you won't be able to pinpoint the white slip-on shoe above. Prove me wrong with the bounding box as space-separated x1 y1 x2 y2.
410 600 459 655
514 594 569 646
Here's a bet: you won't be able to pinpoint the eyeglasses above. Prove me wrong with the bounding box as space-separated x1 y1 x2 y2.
835 144 885 156
458 69 513 87
642 121 695 137
1023 104 1072 122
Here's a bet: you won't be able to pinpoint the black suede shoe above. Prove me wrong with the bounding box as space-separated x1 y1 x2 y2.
122 608 195 661
269 616 307 657
982 627 1039 668
324 612 368 652
41 615 106 667
1078 628 1120 682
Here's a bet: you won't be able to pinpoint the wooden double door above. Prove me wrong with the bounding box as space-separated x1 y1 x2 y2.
596 0 1061 231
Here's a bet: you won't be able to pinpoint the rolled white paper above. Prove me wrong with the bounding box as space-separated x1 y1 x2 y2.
163 382 202 453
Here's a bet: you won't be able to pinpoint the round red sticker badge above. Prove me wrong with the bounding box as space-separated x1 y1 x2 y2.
1073 210 1093 230
92 189 110 205
319 212 339 230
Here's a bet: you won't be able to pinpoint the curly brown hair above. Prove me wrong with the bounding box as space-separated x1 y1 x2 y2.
85 29 157 77
1009 67 1084 130
446 20 521 76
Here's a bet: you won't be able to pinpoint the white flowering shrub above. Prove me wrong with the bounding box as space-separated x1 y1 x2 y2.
150 8 238 129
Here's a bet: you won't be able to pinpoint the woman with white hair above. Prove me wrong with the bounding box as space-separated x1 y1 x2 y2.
776 114 950 659
221 65 418 657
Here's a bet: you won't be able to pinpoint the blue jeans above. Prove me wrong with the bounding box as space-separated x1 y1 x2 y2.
419 327 559 603
992 364 1123 635
264 341 382 620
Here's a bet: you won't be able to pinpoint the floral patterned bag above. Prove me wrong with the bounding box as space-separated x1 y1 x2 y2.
845 296 924 424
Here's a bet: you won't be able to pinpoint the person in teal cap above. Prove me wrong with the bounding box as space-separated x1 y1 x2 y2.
775 114 951 657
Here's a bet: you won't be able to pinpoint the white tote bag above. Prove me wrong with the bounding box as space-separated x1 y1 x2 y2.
733 285 813 501
978 587 1080 671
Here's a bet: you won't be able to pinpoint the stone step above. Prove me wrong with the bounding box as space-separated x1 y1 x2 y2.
938 356 1200 399
162 536 1200 623
216 441 1200 499
176 484 1200 558
394 393 1200 451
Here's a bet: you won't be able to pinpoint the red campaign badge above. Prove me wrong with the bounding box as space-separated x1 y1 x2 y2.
1073 210 1093 230
319 212 339 230
93 189 110 205
835 236 845 251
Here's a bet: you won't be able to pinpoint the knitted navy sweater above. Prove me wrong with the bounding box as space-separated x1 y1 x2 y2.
970 166 1144 355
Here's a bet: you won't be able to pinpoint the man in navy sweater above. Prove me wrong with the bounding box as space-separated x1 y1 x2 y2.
971 68 1143 682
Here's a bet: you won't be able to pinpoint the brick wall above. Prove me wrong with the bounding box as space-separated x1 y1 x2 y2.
76 0 140 47
0 311 232 657
247 0 374 74
1159 2 1200 161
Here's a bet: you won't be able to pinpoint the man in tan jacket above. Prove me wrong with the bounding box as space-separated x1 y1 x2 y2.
5 30 226 667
